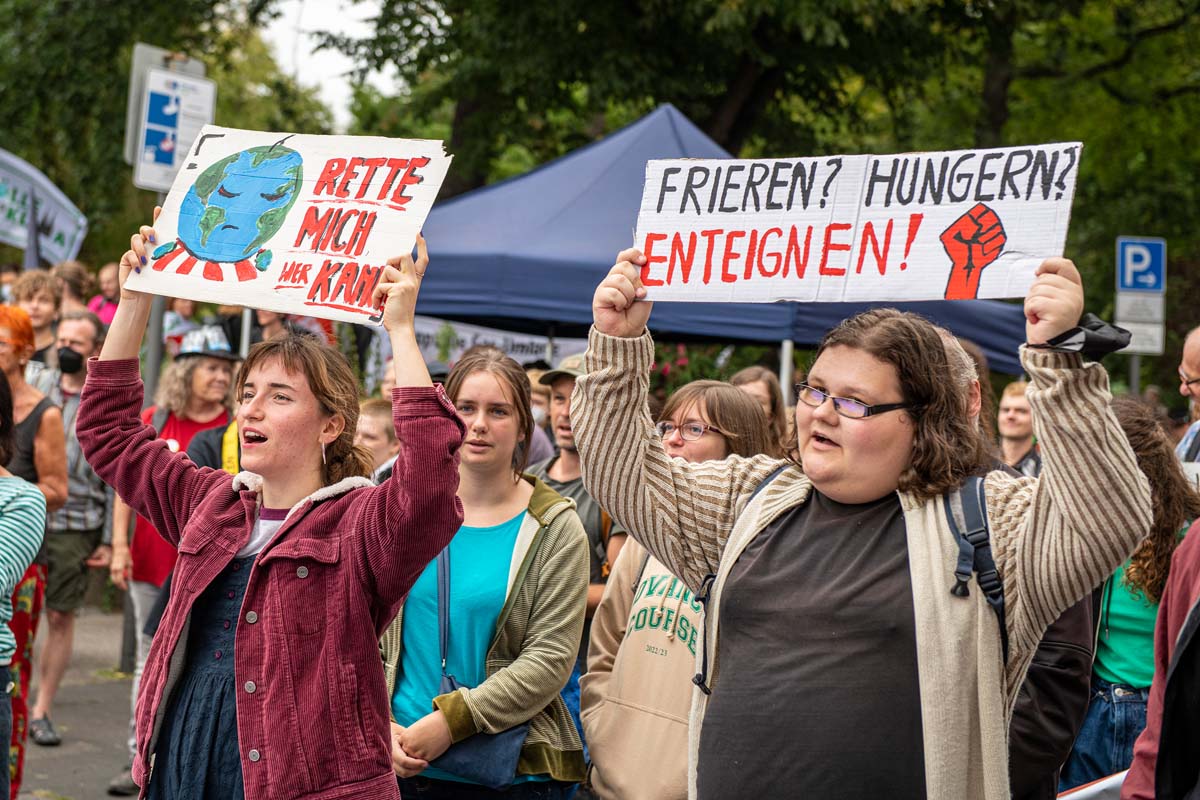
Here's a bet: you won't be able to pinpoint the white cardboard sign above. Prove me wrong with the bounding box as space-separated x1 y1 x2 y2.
126 125 452 325
634 143 1081 303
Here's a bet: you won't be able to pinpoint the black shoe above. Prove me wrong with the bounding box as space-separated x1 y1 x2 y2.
29 716 61 746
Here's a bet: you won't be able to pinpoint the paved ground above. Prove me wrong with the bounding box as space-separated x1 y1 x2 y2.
19 608 130 800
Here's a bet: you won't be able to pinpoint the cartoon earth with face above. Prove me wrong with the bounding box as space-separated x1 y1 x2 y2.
151 142 303 282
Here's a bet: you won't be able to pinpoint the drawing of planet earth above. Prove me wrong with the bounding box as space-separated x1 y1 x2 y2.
176 144 303 263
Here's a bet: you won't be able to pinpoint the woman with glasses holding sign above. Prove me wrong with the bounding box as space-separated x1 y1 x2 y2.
569 247 1153 800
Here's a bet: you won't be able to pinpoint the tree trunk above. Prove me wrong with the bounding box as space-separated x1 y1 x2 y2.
705 57 768 151
975 9 1016 148
440 96 491 199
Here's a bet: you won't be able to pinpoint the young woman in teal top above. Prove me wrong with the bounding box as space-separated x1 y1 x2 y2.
1060 395 1200 790
386 347 589 798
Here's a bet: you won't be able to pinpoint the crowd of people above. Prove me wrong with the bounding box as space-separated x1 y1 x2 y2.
0 216 1195 800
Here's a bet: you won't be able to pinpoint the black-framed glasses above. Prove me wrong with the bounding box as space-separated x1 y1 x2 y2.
795 383 913 419
654 421 728 441
1180 370 1200 389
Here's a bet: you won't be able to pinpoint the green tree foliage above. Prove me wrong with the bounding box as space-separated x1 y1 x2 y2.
0 0 330 267
337 0 1200 397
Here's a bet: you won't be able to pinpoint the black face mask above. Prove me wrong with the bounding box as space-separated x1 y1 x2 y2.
57 346 85 375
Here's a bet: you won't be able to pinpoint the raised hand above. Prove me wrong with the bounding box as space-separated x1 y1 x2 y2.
1025 258 1084 345
118 206 162 300
941 203 1006 300
371 234 428 333
593 248 652 338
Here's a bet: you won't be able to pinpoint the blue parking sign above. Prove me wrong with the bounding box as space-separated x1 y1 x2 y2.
1116 237 1166 293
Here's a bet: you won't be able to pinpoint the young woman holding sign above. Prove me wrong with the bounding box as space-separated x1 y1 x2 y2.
569 248 1152 800
75 211 466 800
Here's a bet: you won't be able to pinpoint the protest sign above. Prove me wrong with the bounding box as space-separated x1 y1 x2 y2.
412 315 587 366
0 147 88 264
125 125 452 325
634 143 1080 303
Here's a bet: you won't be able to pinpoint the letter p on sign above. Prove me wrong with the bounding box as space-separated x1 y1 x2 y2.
1116 237 1166 293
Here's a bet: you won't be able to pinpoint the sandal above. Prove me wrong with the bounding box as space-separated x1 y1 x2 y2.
29 716 61 746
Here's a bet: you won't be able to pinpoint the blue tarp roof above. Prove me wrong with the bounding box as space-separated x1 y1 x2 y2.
419 104 1027 374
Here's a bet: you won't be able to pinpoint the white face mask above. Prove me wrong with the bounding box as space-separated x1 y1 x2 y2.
532 406 547 426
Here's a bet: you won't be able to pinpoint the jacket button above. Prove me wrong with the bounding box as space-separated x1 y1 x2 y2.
245 611 258 624
248 749 261 762
296 566 309 578
244 681 256 694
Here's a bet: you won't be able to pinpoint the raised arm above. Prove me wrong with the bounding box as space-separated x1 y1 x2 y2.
353 236 465 610
987 259 1152 658
572 250 785 591
76 213 229 546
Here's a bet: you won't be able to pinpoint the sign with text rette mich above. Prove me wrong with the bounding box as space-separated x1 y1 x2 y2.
634 143 1081 303
126 125 452 325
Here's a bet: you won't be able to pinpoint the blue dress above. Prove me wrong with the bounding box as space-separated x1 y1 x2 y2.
147 556 254 800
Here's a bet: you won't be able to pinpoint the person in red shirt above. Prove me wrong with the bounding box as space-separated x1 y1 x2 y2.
105 325 234 796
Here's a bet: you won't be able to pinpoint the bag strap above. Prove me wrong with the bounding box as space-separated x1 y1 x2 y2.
1186 427 1200 463
944 475 1009 663
692 463 790 695
437 547 451 678
151 406 170 434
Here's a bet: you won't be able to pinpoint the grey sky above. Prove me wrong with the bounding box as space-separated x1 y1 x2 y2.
261 0 394 131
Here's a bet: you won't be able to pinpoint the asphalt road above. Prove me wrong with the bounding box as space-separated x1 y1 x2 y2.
19 608 131 800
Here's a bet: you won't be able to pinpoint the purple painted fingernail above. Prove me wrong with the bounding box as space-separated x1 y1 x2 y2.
149 234 156 243
140 255 147 265
135 267 141 274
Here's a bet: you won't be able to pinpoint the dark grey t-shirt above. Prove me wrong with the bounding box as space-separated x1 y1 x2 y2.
697 490 926 799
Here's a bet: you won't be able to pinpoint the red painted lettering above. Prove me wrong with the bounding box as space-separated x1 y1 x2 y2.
313 159 346 196
721 231 745 283
819 223 852 276
856 219 894 275
641 233 667 287
668 232 697 285
757 228 784 277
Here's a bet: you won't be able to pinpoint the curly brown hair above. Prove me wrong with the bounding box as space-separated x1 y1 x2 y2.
814 308 994 501
1113 395 1200 603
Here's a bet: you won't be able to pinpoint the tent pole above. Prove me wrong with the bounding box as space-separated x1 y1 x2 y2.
545 323 556 365
779 340 795 398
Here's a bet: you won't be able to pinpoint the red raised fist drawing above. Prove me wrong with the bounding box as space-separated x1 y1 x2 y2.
941 203 1006 300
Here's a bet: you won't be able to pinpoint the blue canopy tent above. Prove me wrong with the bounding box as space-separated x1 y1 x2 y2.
420 104 1027 374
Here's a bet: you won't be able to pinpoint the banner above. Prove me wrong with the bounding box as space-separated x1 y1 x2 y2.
634 143 1081 303
0 147 88 264
125 125 452 325
412 315 587 366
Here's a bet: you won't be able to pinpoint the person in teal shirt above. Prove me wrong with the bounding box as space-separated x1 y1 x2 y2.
384 347 590 798
1060 396 1200 790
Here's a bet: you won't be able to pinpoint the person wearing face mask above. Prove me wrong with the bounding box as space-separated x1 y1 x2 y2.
581 381 774 800
25 311 111 749
571 248 1152 800
525 370 555 464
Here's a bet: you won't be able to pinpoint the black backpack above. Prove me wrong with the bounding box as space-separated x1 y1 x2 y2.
944 475 1008 663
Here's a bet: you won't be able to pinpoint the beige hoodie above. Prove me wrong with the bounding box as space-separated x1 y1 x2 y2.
582 539 698 800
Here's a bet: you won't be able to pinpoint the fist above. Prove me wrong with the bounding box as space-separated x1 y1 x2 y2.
1025 258 1084 345
942 203 1006 300
593 249 653 338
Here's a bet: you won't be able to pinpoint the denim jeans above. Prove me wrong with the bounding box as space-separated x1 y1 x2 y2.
0 664 12 800
1059 676 1150 791
397 777 573 799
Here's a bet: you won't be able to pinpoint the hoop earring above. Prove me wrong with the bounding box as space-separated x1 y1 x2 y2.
321 442 327 465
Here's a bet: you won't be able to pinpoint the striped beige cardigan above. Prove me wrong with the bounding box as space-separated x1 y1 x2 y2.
380 475 590 783
571 328 1152 800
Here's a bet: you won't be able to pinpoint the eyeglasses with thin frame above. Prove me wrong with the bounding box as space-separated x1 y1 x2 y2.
654 420 728 441
1179 370 1200 389
795 383 914 419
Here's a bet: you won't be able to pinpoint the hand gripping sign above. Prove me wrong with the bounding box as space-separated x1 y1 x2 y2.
634 143 1080 303
126 125 452 325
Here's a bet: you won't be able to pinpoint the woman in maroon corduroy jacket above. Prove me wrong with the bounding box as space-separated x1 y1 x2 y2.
76 215 465 800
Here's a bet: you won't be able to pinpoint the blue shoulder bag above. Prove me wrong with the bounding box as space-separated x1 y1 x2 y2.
428 547 531 790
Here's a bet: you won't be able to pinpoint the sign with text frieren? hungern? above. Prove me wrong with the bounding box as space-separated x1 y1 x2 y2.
634 143 1081 304
126 125 452 325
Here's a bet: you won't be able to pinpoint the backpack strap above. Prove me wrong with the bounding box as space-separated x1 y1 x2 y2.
944 475 1009 663
150 406 170 435
1186 426 1200 463
692 463 790 695
599 509 614 578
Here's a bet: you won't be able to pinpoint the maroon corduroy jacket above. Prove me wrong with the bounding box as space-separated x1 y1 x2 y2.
77 359 465 800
